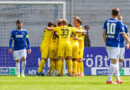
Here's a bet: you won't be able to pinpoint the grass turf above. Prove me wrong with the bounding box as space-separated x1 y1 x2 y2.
0 76 130 90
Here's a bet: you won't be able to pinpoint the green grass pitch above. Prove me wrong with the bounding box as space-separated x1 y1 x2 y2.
0 76 130 90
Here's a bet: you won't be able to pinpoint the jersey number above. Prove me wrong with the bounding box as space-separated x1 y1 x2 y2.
107 23 116 34
53 34 56 40
61 29 69 36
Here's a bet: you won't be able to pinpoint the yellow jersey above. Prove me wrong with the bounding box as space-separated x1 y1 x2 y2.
75 26 85 49
49 32 59 59
50 32 59 47
70 30 79 46
54 26 76 42
41 28 53 45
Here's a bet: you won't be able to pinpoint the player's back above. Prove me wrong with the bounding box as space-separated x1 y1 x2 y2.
50 32 59 47
57 26 73 43
104 18 124 47
41 28 53 45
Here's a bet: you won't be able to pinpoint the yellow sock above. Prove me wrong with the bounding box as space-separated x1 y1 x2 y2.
38 59 46 73
80 61 84 74
58 60 62 74
73 61 77 75
68 60 72 74
72 60 74 71
77 61 80 74
50 60 55 73
73 61 74 73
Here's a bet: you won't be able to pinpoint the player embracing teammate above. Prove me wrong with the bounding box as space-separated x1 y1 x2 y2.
103 8 130 84
72 17 85 76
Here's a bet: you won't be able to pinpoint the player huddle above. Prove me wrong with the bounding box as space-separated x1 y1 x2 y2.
37 17 86 76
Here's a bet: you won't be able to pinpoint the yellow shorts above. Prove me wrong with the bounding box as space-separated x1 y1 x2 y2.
40 43 49 59
72 44 79 59
58 42 72 57
49 45 58 59
78 47 84 58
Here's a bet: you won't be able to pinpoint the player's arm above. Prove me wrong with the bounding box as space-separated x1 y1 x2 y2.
103 30 107 51
103 20 107 51
78 37 83 40
103 30 106 45
71 27 87 33
126 33 130 49
73 35 81 40
9 31 13 54
122 32 130 49
46 27 54 31
125 25 130 49
25 32 31 54
76 30 87 33
119 22 130 46
54 32 59 38
122 32 130 46
46 27 58 33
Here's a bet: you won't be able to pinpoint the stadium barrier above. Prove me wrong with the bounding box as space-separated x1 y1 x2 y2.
0 47 130 75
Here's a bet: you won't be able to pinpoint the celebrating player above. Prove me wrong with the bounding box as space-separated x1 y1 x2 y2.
47 20 62 76
54 20 73 76
75 19 85 76
70 26 79 76
9 19 31 77
47 31 59 76
103 8 130 84
37 22 55 76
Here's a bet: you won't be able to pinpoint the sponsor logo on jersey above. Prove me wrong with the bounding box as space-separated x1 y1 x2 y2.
16 35 23 38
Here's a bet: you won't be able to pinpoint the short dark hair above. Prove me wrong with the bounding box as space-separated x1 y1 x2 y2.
68 24 73 27
84 25 90 29
57 21 62 26
62 19 68 25
16 19 22 24
57 19 62 26
76 19 82 25
112 8 119 16
48 22 54 27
